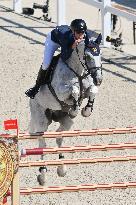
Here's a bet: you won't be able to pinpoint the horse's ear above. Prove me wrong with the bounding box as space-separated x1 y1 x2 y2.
95 33 102 45
87 40 101 56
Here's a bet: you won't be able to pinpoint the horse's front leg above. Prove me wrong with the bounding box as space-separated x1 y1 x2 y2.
81 85 98 117
81 66 103 117
56 115 74 177
69 85 80 118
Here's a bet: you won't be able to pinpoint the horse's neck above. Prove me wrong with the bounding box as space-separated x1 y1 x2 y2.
65 43 85 76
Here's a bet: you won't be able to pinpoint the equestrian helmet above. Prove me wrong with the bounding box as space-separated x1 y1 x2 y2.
70 19 87 33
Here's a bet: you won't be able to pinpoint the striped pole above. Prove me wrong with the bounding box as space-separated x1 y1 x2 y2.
21 142 136 156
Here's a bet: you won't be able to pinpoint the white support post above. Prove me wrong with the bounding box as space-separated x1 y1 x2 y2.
11 171 20 205
13 0 22 14
101 0 111 47
57 0 66 26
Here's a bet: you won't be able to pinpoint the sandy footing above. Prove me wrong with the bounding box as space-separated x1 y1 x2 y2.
0 0 136 204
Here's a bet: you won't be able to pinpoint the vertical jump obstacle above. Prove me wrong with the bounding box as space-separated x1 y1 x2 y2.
12 0 136 46
0 124 136 204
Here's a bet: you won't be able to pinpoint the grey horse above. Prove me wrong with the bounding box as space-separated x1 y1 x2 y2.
29 39 102 185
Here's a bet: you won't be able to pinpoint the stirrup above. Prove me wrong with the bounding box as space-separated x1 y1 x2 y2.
25 86 39 99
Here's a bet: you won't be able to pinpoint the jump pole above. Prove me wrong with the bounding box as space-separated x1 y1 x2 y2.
18 126 136 139
7 182 136 195
1 126 136 139
19 155 136 167
21 142 136 156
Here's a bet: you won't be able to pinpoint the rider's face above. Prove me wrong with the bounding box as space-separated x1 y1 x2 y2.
74 31 85 40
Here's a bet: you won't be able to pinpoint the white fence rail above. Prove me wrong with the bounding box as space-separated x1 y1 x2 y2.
13 0 22 14
13 0 136 47
57 0 66 25
87 0 136 46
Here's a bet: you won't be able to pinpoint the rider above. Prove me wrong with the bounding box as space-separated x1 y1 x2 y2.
25 19 90 99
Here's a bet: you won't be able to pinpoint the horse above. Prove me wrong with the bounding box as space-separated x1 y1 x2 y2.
28 37 102 185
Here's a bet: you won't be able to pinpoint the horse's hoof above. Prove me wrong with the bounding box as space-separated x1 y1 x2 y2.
56 138 63 147
59 153 64 159
81 107 92 117
37 174 46 186
39 166 47 173
57 154 66 176
57 165 67 177
69 108 79 118
69 113 77 119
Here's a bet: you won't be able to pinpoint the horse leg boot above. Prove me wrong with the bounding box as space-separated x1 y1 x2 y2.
69 86 80 118
81 85 98 117
25 66 48 99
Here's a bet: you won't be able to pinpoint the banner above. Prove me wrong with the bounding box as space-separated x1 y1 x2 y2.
4 119 18 130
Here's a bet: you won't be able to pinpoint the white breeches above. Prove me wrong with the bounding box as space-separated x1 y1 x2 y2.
42 32 60 70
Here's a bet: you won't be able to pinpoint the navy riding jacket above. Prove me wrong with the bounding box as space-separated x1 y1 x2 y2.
51 25 90 61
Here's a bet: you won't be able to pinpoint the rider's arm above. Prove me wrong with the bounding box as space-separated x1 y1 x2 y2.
51 27 61 44
51 26 76 61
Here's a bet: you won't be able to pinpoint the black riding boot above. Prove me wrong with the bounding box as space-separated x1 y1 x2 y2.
25 67 48 99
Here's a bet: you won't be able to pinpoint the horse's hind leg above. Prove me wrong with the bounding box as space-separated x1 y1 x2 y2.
37 137 48 186
37 114 52 186
29 99 50 185
56 115 73 177
29 99 49 133
56 114 73 147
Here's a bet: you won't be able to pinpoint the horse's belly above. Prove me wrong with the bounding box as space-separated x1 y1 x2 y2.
52 82 72 102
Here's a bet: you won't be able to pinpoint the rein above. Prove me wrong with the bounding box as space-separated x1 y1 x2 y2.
75 46 86 71
63 59 84 106
75 46 92 79
47 63 71 112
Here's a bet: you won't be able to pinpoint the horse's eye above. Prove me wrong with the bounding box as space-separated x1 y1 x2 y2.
86 55 91 60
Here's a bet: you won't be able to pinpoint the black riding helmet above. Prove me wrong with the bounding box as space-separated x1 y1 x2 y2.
70 19 87 33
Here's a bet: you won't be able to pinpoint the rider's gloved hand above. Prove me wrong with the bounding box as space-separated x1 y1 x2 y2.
71 38 85 49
